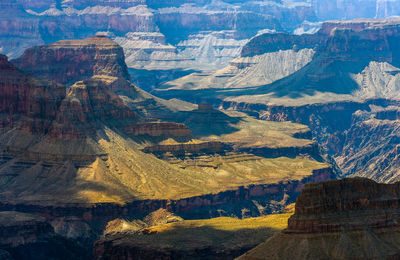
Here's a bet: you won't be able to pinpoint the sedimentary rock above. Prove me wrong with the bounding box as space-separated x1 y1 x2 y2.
0 54 66 135
93 212 293 260
238 178 400 260
0 36 337 260
12 35 131 86
0 211 87 259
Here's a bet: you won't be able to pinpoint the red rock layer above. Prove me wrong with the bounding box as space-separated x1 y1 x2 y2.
12 36 131 86
286 177 400 233
0 54 65 133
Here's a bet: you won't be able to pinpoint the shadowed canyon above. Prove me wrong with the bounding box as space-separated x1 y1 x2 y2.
1 0 400 259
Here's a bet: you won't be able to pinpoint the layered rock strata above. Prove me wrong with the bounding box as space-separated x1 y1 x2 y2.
0 211 87 260
238 178 400 260
12 36 131 86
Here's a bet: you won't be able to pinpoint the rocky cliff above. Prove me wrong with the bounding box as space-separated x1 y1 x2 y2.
238 178 400 260
0 36 337 259
0 0 311 72
2 0 400 73
159 18 400 99
176 19 400 183
12 36 131 86
0 211 87 259
0 54 66 134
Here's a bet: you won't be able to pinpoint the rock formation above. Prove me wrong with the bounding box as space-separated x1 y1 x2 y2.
94 211 292 260
0 36 336 259
0 54 65 133
238 178 400 260
161 18 400 183
12 36 131 86
0 211 87 259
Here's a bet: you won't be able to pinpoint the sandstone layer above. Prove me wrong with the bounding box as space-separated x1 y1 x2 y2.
12 36 131 86
160 18 400 183
238 178 400 260
0 37 337 259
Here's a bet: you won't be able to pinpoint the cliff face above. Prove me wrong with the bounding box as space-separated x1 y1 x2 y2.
335 108 400 183
0 55 65 119
93 211 292 260
2 0 400 73
0 37 334 209
287 178 400 233
0 211 87 259
12 36 131 86
0 54 66 135
191 19 400 183
238 178 400 260
159 18 400 100
0 0 311 72
0 35 338 259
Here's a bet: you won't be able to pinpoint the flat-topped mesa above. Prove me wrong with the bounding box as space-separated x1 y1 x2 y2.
286 177 400 234
241 18 400 58
238 177 400 260
323 25 400 63
12 36 131 86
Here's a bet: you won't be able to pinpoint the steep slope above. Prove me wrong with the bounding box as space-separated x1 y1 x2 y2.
3 0 400 73
228 18 400 105
238 178 400 260
159 19 400 101
0 38 337 259
0 38 334 211
162 19 400 183
221 19 400 182
334 106 400 183
163 48 315 91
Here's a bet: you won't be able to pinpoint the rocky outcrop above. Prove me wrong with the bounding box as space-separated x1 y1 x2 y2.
0 54 66 134
287 178 400 233
0 55 65 119
0 0 308 72
221 99 400 180
0 211 87 260
12 36 131 86
50 77 139 139
161 48 315 91
335 110 400 183
142 140 222 154
142 208 183 226
93 211 292 260
197 19 400 183
238 178 400 260
124 122 191 137
160 18 400 101
247 18 400 98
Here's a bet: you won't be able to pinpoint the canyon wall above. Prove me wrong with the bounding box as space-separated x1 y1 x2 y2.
239 178 400 260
